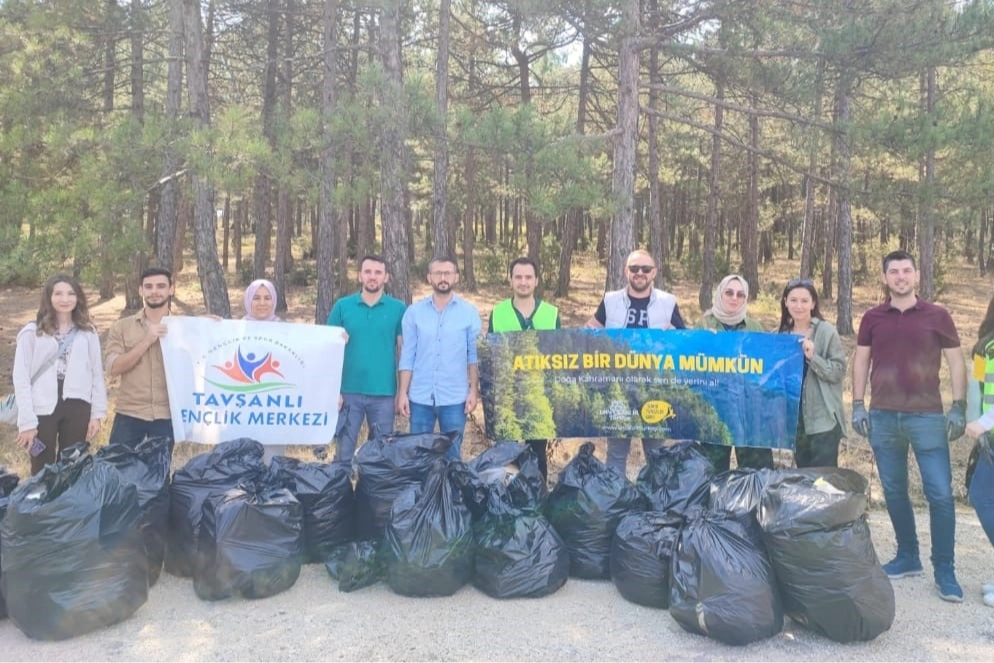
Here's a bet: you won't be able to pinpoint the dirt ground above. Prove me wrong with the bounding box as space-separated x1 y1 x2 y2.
1 255 994 660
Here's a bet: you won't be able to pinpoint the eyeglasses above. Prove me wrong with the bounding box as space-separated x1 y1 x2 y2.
723 289 747 300
430 270 456 278
628 265 654 274
787 278 813 288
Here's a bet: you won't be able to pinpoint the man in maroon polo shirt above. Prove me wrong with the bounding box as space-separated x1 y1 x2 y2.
851 249 967 602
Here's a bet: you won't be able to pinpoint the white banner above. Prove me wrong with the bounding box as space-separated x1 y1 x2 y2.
160 317 346 445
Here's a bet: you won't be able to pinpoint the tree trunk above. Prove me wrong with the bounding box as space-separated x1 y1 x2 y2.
799 60 824 279
918 66 937 301
100 0 118 301
699 78 723 313
273 0 294 313
741 95 759 298
431 0 451 259
606 2 639 292
379 1 411 303
463 147 477 291
556 38 591 297
253 0 280 280
646 3 665 284
834 77 854 335
184 0 230 317
315 0 341 324
157 0 184 273
127 0 146 310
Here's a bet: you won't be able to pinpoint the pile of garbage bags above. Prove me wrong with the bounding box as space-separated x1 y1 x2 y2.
194 483 304 601
604 447 894 646
0 434 896 647
95 436 172 586
0 467 20 620
0 452 148 640
546 443 646 579
166 438 266 577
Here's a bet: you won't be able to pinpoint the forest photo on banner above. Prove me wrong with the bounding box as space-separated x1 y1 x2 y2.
479 329 803 449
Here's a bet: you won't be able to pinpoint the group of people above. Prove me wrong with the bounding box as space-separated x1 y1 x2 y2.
8 248 994 607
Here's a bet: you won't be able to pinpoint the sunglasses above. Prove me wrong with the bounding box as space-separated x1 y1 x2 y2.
628 265 654 274
787 278 814 288
723 289 747 300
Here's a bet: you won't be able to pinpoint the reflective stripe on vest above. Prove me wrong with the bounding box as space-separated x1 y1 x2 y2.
491 299 558 331
984 348 994 414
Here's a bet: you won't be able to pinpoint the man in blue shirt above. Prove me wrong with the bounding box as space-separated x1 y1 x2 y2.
327 255 406 461
397 256 482 460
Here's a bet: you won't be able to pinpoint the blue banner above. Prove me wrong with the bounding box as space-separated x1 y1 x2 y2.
479 329 803 449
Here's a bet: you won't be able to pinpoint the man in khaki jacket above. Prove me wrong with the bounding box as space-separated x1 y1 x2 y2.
104 267 175 449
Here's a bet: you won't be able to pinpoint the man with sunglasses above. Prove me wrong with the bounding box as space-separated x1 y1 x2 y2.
586 249 685 475
852 250 967 603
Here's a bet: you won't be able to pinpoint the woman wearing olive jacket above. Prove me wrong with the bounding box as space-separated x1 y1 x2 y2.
778 279 848 468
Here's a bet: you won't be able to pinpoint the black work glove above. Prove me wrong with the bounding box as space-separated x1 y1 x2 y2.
851 400 870 437
946 400 967 441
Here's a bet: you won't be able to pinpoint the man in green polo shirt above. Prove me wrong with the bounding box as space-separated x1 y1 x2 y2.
327 254 406 461
488 256 561 478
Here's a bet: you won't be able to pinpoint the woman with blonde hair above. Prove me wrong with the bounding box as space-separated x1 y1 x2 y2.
12 274 107 474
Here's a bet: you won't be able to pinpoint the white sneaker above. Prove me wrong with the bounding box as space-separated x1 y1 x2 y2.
984 592 994 608
982 583 994 596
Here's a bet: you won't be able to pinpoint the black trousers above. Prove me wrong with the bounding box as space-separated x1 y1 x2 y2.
700 443 774 474
33 379 90 475
794 423 843 468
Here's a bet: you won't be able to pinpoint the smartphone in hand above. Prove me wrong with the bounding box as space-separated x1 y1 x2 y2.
29 436 46 457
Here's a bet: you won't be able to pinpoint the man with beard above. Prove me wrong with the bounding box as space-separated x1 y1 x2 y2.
397 256 482 460
852 249 967 602
327 254 406 460
104 267 176 449
488 256 561 479
586 249 686 476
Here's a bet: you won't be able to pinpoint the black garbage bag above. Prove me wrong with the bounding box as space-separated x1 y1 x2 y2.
670 509 783 646
95 436 172 587
383 460 474 597
270 456 356 562
194 483 304 601
546 442 647 579
758 468 894 643
637 441 714 515
709 468 779 517
468 441 548 513
473 482 569 599
165 438 266 577
0 468 20 620
338 541 383 593
610 511 683 609
354 431 456 540
0 454 148 641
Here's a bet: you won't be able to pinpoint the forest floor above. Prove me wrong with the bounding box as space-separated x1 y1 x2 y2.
1 251 994 660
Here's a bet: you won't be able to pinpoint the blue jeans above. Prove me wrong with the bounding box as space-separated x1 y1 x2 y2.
968 439 994 549
869 410 955 567
606 438 664 477
337 394 396 461
409 401 466 461
108 413 174 454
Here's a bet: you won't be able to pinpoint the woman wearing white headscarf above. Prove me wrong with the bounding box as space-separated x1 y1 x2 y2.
243 279 280 322
695 274 772 473
242 278 286 461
